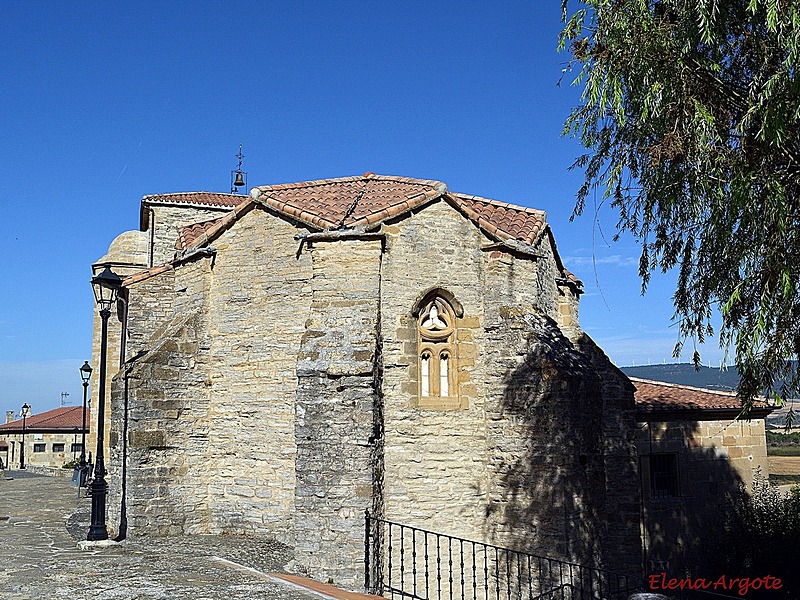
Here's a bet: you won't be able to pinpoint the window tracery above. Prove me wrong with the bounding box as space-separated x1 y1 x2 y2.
417 295 458 405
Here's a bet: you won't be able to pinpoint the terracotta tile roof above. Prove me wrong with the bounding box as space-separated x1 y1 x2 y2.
631 377 772 416
250 174 553 250
123 264 174 287
562 268 581 285
452 193 547 246
142 191 247 208
177 217 224 250
127 174 559 286
253 174 447 230
0 406 89 433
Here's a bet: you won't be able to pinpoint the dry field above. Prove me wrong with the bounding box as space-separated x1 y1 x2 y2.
768 456 800 475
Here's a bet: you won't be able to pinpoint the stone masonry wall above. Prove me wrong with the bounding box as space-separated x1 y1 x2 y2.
636 417 769 574
293 238 383 589
202 208 312 539
481 225 605 564
122 269 177 359
113 208 381 586
106 195 643 587
108 260 212 537
88 300 125 498
379 200 490 541
482 313 603 567
694 419 768 488
148 204 231 266
577 335 641 575
378 198 641 576
109 208 318 540
90 230 148 513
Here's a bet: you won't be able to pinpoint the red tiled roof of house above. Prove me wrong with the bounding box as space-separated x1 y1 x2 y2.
142 191 247 208
123 264 174 287
631 377 772 416
561 268 582 286
0 406 89 432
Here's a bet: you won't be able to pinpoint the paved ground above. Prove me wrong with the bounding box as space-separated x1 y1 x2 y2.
0 471 321 600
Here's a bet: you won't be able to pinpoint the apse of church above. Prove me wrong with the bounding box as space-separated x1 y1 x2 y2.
94 175 641 589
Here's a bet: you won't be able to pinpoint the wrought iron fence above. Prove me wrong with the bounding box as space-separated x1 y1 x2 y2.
364 512 644 600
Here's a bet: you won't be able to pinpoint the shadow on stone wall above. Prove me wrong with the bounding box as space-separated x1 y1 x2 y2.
635 434 799 599
485 312 641 576
701 474 800 600
485 311 769 592
637 419 745 579
635 421 800 600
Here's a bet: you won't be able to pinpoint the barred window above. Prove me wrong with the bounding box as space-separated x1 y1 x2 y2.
649 453 679 498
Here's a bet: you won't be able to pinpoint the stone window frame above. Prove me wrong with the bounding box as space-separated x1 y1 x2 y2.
33 443 46 453
52 443 65 453
412 289 465 410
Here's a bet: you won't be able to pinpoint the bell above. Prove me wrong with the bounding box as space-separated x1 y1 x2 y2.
233 171 245 187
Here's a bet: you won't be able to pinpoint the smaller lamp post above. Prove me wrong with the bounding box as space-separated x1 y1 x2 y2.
87 265 122 541
19 403 30 469
79 361 92 485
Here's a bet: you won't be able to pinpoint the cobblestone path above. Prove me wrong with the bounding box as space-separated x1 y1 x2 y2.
0 472 318 599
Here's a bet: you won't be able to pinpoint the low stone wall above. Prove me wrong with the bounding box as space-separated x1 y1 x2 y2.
22 465 72 478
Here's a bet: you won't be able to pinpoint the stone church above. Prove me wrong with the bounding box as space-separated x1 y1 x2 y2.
92 173 642 589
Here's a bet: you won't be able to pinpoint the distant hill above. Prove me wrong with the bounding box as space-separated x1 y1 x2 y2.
620 363 740 392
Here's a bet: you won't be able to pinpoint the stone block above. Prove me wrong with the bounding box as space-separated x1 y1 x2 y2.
352 350 374 362
456 329 473 341
150 399 182 411
129 430 167 448
461 316 481 328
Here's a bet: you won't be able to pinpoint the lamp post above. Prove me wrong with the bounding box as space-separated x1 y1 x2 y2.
19 403 30 469
87 265 122 541
79 361 92 485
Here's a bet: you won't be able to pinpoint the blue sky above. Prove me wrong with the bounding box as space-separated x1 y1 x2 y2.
0 2 726 417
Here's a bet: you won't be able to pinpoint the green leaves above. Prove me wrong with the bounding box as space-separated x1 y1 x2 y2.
561 0 800 411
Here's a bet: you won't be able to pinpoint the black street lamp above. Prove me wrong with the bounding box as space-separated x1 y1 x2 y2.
19 403 30 469
79 361 93 485
87 265 122 541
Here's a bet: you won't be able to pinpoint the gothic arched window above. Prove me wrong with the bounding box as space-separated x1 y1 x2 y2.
417 295 457 403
